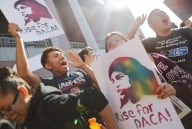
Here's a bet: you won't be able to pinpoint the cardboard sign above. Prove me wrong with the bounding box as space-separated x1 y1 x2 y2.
92 38 184 129
0 0 64 41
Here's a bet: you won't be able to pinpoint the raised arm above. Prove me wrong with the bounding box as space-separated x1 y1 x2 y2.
127 14 146 40
67 50 99 88
8 23 41 89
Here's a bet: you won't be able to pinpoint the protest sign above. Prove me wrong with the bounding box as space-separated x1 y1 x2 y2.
0 0 64 41
92 38 184 129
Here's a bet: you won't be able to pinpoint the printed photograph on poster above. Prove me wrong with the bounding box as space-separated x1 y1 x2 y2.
91 38 184 129
0 0 64 41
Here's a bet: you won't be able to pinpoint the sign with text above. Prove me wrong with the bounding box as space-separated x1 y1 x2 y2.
0 0 64 41
92 38 184 129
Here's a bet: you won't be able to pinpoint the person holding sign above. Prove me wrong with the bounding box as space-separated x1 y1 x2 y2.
8 23 98 93
105 31 192 129
8 23 116 128
105 32 175 96
89 31 182 129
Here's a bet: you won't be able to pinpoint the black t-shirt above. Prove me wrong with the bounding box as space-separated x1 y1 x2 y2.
40 70 100 125
41 70 93 94
142 27 192 74
24 85 108 129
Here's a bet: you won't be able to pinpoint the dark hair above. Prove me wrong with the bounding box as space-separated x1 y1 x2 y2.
147 8 161 25
78 47 93 62
0 67 31 96
180 22 185 27
105 32 127 53
41 47 63 67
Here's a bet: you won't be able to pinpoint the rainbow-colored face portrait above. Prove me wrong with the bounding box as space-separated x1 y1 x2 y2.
14 0 52 25
109 57 159 108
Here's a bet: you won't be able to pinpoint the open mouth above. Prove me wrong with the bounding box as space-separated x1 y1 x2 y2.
61 61 67 66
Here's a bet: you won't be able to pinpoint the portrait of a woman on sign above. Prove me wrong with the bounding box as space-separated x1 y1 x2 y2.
108 57 159 109
14 0 52 26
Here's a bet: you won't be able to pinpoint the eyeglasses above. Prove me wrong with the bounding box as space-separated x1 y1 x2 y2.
0 90 19 116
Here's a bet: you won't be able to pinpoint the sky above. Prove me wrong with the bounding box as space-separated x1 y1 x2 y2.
124 0 182 37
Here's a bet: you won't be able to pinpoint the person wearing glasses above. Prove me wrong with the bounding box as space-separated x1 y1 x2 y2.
0 67 119 129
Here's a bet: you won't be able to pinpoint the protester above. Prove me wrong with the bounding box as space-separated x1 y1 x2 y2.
117 12 192 105
127 14 146 40
105 14 146 52
150 53 192 105
8 23 98 92
8 22 102 127
105 31 192 129
0 67 119 129
78 46 99 89
142 8 192 75
78 46 95 66
105 31 176 97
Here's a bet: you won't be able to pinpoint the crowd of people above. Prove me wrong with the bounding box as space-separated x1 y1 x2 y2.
0 6 192 129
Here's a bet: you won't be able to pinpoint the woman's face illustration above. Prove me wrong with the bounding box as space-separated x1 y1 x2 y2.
111 71 131 96
16 4 33 20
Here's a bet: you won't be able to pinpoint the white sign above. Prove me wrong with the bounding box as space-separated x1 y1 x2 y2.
92 38 184 129
0 0 64 41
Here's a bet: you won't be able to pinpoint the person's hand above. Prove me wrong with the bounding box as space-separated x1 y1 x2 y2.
8 23 22 38
135 14 146 27
100 124 107 129
67 50 84 68
155 83 176 99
